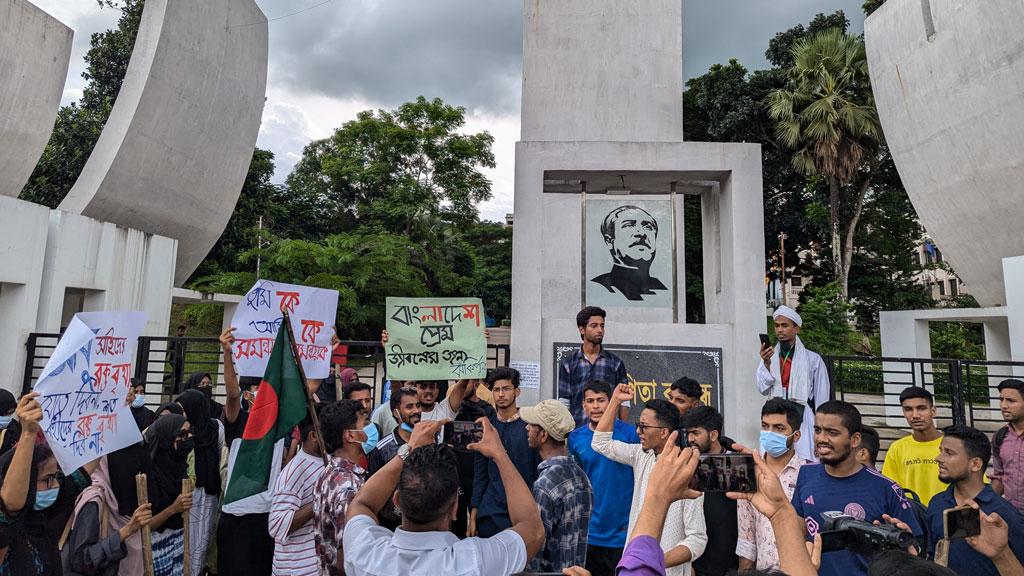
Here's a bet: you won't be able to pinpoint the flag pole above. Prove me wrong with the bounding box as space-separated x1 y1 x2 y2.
282 310 329 465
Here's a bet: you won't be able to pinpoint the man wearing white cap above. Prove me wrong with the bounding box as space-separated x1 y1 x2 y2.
756 305 830 461
521 399 594 573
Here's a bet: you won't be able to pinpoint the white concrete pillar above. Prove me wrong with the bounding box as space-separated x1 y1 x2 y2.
880 311 932 425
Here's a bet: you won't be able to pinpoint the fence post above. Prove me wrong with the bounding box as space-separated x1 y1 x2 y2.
21 333 38 395
948 360 967 428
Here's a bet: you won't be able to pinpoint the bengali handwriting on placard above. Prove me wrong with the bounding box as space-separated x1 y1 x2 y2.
231 280 339 378
385 298 486 380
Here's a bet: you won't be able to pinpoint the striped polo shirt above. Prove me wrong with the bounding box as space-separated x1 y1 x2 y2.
270 448 324 575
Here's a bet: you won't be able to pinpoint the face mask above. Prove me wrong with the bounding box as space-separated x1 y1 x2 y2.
199 386 212 398
0 415 12 428
174 437 195 458
131 396 146 409
400 423 415 433
760 430 795 458
34 488 59 510
361 424 379 454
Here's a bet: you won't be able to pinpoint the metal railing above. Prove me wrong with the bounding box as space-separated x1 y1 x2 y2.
23 333 510 408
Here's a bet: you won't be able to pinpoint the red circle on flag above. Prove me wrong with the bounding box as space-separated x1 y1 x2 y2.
243 381 280 440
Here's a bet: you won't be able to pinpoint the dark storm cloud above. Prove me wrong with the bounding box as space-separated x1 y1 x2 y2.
263 0 866 114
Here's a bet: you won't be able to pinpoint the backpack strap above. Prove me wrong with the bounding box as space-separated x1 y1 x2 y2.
994 425 1009 454
57 499 109 551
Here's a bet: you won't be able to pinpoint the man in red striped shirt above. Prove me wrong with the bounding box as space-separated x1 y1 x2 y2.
270 411 325 575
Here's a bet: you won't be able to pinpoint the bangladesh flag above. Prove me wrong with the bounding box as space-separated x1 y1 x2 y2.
223 323 309 504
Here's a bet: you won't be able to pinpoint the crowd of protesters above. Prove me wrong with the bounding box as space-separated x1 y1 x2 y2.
1 305 1024 576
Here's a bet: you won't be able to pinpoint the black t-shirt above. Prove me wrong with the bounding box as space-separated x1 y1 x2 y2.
693 445 739 576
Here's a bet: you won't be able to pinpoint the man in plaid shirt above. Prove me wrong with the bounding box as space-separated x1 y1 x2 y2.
522 399 593 572
559 306 630 426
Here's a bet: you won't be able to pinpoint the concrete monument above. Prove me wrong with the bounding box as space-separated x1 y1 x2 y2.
510 0 767 445
0 0 73 196
60 0 269 286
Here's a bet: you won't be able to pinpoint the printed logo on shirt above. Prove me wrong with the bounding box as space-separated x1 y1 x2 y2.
806 517 820 535
804 495 815 505
843 502 866 521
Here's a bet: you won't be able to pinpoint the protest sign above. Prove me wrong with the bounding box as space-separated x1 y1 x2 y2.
231 279 339 379
35 311 147 475
384 297 487 380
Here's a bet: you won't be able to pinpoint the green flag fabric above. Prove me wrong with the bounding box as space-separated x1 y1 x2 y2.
223 321 309 504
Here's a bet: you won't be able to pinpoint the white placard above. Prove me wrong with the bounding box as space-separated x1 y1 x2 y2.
509 360 541 389
35 311 147 474
231 279 339 379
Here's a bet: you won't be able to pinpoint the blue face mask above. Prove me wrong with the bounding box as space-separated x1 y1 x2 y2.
0 415 12 428
361 423 379 454
759 430 795 458
34 488 59 510
131 396 146 409
400 423 415 433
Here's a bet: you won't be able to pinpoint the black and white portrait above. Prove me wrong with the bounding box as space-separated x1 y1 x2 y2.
586 198 673 308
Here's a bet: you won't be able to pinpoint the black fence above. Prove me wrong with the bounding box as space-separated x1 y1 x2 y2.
22 333 510 408
825 355 1020 462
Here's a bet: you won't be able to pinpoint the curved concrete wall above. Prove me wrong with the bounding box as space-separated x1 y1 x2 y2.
0 0 72 197
865 0 1024 306
61 0 268 286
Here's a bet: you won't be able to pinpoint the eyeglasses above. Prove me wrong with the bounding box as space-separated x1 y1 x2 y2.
635 422 668 433
175 430 193 442
37 474 60 489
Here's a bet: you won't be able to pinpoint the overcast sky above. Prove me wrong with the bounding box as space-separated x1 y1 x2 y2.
32 0 865 222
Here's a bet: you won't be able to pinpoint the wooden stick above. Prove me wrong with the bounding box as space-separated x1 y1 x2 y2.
283 310 329 465
135 474 154 576
181 478 194 576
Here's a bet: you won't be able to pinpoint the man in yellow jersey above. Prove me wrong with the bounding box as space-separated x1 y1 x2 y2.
881 386 947 504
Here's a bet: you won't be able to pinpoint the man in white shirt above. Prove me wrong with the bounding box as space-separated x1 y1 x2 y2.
342 418 544 576
269 414 325 576
592 384 707 576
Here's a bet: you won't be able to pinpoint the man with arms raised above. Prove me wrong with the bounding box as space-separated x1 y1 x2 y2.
736 398 808 572
791 400 921 576
592 384 706 576
756 305 830 461
882 387 947 505
568 381 640 576
343 418 544 575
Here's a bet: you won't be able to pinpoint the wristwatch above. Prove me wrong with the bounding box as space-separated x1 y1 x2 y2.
397 444 411 461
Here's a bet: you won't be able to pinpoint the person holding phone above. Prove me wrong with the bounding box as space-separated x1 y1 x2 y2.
756 305 831 462
521 400 593 573
592 384 706 576
927 426 1024 575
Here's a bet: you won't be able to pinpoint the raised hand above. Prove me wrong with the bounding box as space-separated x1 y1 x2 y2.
219 326 236 351
468 417 507 460
965 500 1009 560
408 418 446 450
648 432 702 502
16 392 42 436
612 383 634 404
726 443 790 520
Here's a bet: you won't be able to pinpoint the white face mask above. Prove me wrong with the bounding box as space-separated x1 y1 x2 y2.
0 415 12 428
131 396 146 409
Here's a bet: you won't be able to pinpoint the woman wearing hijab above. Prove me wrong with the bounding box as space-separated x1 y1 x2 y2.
126 380 156 433
143 414 194 576
179 372 223 422
175 389 223 576
0 392 97 576
0 390 20 457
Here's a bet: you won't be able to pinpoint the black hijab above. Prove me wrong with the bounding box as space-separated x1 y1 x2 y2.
180 372 223 419
0 443 83 575
176 390 221 495
154 401 184 417
143 414 189 531
106 442 151 516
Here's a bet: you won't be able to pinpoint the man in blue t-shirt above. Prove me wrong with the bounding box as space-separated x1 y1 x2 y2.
568 380 640 576
927 426 1024 576
791 401 922 576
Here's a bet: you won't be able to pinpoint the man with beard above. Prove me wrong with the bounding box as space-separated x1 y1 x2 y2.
568 381 640 576
470 367 541 538
680 406 737 576
927 426 1024 575
882 387 946 505
559 306 629 427
593 384 706 576
367 387 421 530
756 306 830 462
590 205 668 301
791 400 922 576
736 398 807 572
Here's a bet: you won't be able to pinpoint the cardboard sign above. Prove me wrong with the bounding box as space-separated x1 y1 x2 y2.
231 280 339 379
384 297 487 380
35 312 147 474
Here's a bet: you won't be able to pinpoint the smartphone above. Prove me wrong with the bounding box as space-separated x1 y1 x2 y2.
759 333 772 349
449 421 483 449
676 427 690 448
944 505 981 540
689 453 758 493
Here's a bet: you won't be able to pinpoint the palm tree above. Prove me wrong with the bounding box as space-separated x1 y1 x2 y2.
768 28 882 300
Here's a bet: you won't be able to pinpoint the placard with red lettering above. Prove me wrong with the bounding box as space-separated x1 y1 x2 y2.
384 297 487 380
34 311 147 474
231 279 339 379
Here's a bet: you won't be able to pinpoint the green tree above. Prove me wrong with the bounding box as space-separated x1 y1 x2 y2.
796 282 852 354
862 0 888 17
768 28 883 300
